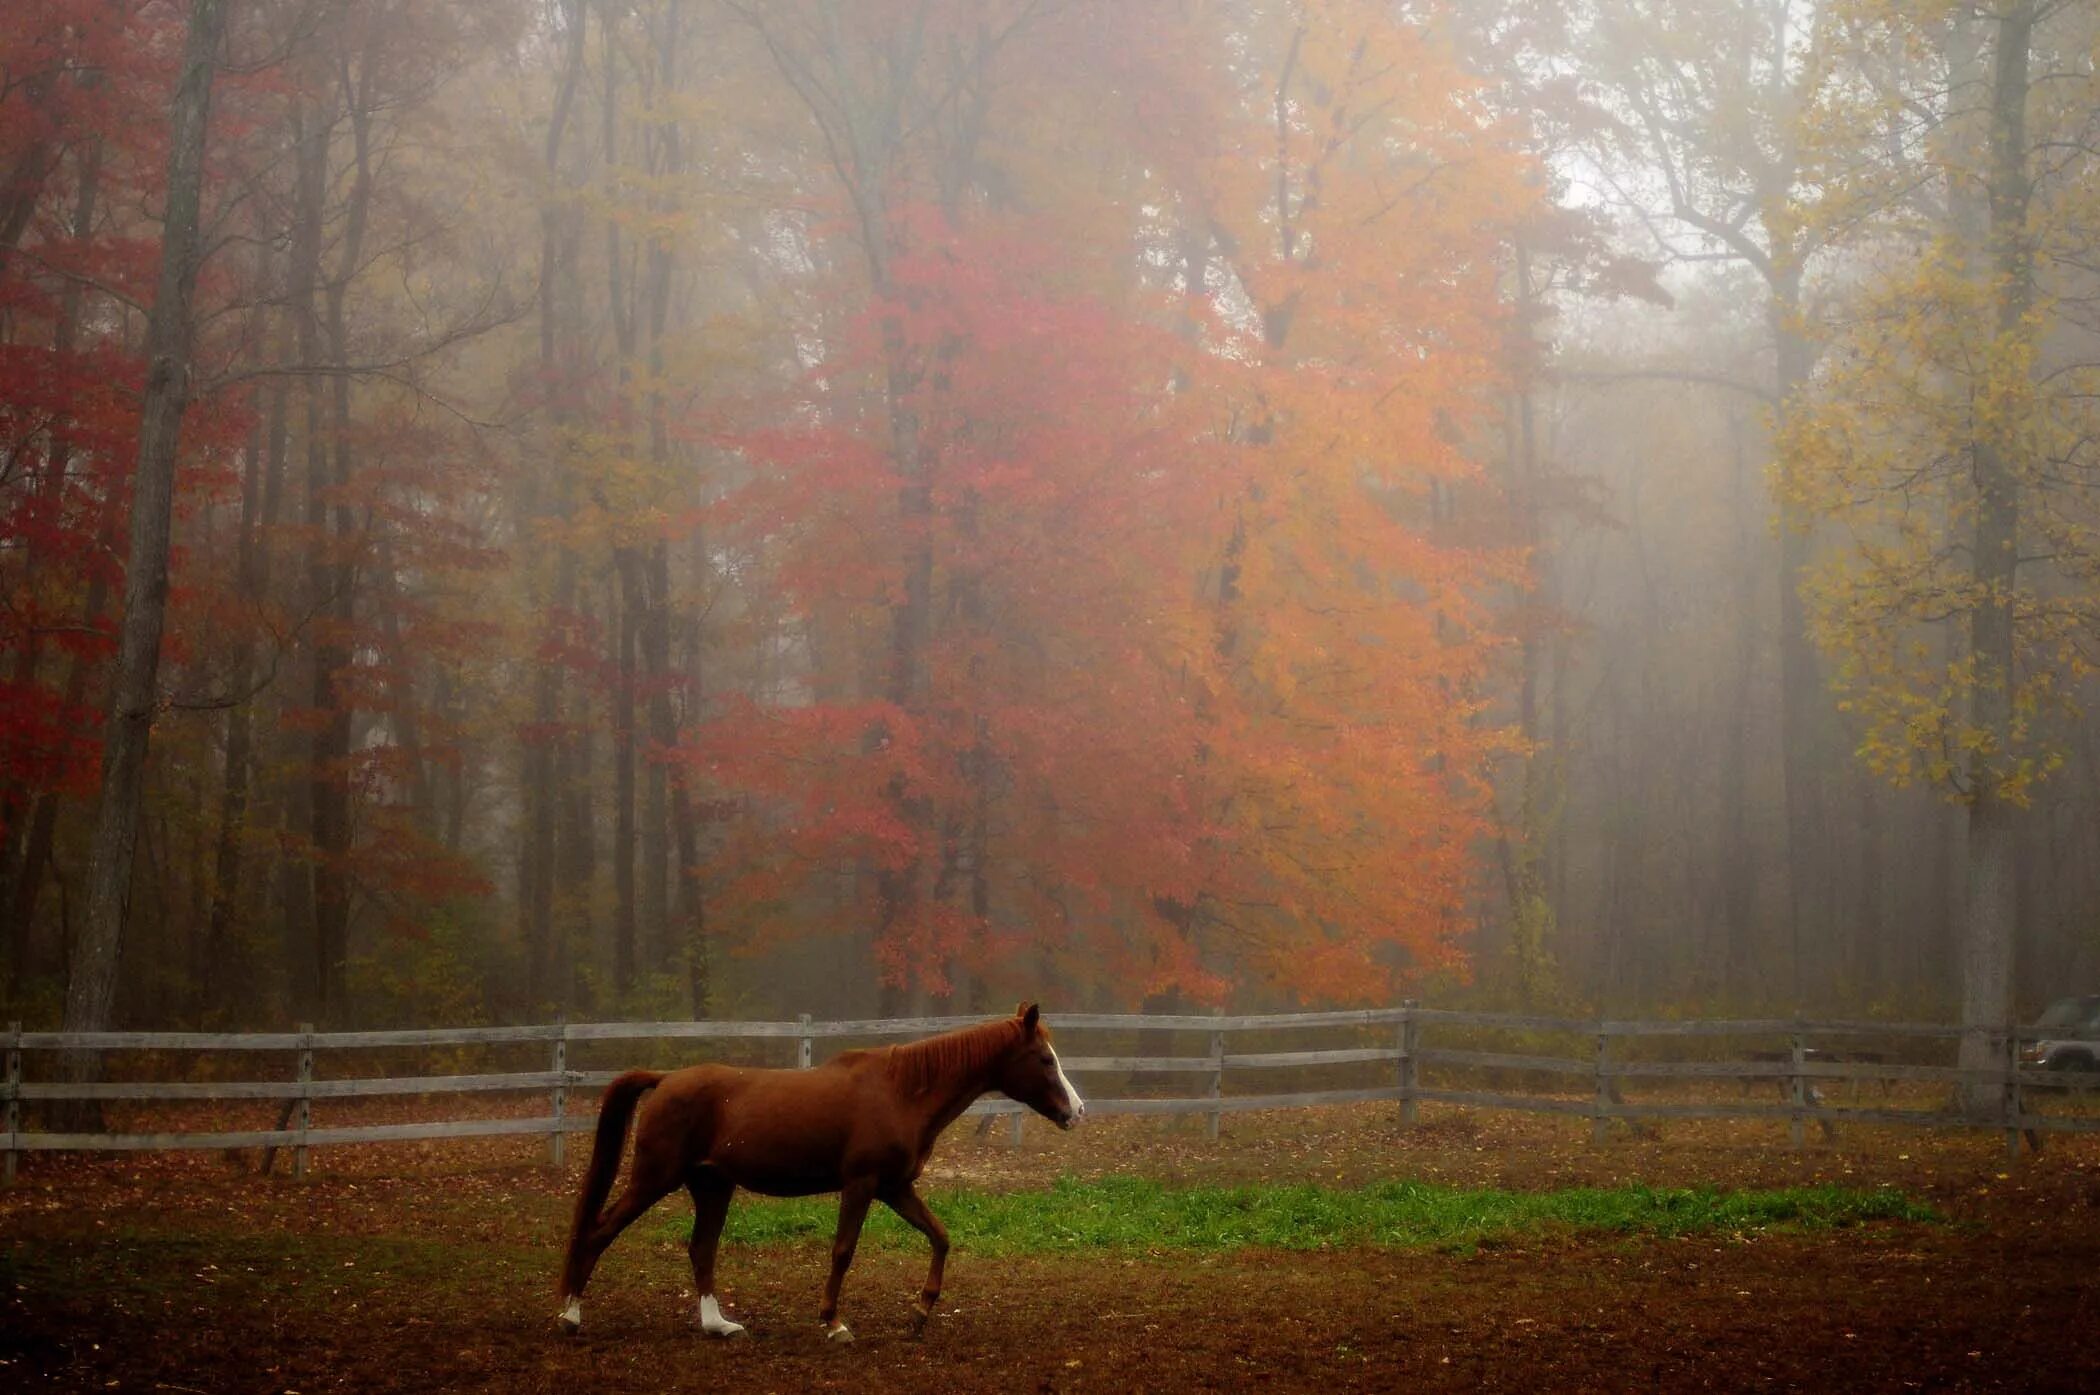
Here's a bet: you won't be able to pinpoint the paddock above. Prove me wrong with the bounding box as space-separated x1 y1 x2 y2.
7 1097 2100 1393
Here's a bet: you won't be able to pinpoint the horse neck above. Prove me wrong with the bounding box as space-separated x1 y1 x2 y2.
889 1020 1016 1131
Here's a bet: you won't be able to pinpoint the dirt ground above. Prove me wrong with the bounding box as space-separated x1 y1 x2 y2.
6 1105 2100 1393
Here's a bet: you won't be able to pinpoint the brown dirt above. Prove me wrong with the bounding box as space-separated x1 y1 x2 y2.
6 1105 2100 1393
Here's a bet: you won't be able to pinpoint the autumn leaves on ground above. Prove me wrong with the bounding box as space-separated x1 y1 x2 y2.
7 1107 2100 1393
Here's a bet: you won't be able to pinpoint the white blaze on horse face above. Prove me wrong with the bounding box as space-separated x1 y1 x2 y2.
699 1294 744 1337
1048 1041 1086 1124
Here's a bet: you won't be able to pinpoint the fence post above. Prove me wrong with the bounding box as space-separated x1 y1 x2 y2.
2003 1026 2022 1160
1207 1008 1225 1142
1398 1000 1419 1128
1787 1029 1806 1151
549 1015 568 1170
294 1023 314 1181
4 1021 20 1186
1590 1023 1611 1146
797 1013 812 1070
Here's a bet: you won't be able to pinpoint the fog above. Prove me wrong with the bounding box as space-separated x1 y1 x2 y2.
3 0 2096 1070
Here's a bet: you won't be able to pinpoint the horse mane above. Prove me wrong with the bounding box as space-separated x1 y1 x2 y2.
886 1017 1026 1098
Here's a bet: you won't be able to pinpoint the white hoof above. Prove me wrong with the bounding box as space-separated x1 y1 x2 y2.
557 1296 582 1335
699 1294 745 1338
825 1322 855 1344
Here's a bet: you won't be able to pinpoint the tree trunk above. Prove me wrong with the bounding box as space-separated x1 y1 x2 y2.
5 566 106 979
1719 410 1759 997
307 65 376 1021
554 550 596 1008
206 286 290 1011
372 534 435 828
0 138 103 980
523 0 587 1012
1957 0 2035 1116
640 2 705 1008
613 562 640 996
521 651 559 1008
60 0 230 1094
1771 281 1823 1010
1506 239 1559 1006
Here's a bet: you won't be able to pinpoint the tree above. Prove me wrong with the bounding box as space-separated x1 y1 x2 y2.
61 0 232 1076
700 0 1534 1007
1782 0 2097 1105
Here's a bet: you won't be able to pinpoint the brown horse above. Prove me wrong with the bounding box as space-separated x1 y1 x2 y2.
556 1002 1085 1342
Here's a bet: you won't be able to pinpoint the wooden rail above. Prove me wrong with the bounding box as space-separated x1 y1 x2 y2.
4 1006 2098 1173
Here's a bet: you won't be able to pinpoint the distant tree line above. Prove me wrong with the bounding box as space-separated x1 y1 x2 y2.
2 0 2097 1090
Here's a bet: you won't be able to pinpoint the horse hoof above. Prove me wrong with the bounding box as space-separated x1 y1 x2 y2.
556 1298 582 1336
825 1322 855 1344
699 1296 744 1338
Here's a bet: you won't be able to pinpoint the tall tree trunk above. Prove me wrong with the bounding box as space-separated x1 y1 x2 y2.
293 94 333 1017
610 0 705 1004
1720 410 1758 997
613 563 639 996
1771 278 1823 1010
6 571 107 978
556 587 596 1009
547 129 593 1001
523 0 587 1011
308 64 376 1021
0 138 103 977
200 412 266 1012
206 290 290 1012
643 292 702 1008
278 91 328 1014
59 0 230 1093
599 5 647 988
1957 0 2035 1116
1505 240 1559 1006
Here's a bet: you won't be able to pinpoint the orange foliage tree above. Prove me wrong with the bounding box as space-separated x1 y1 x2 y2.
694 0 1534 1008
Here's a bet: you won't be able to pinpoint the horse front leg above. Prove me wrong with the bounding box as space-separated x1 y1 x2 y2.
819 1180 875 1343
882 1183 950 1337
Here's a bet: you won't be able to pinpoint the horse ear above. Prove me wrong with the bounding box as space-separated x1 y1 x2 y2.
1018 1002 1040 1033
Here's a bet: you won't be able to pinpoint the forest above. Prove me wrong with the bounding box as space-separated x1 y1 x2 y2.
3 0 2098 1062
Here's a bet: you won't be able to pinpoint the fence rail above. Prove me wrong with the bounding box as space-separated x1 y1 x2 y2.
5 1008 2098 1177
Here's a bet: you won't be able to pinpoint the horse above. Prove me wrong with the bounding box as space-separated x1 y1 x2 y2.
555 1001 1086 1343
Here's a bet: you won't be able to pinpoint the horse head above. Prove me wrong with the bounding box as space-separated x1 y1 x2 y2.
995 1002 1087 1130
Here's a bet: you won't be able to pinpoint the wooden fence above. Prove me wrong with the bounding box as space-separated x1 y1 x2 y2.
5 1005 2098 1181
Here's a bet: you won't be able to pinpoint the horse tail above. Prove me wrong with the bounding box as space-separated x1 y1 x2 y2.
559 1069 662 1295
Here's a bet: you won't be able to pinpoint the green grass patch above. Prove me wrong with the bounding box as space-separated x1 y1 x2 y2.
666 1175 1937 1255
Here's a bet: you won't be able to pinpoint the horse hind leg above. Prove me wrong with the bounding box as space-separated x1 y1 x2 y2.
559 1140 685 1332
686 1174 744 1337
